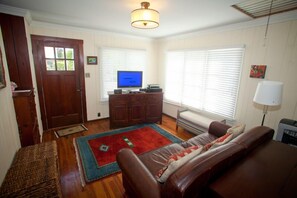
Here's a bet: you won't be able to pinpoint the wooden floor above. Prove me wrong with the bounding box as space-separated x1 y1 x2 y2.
43 114 194 198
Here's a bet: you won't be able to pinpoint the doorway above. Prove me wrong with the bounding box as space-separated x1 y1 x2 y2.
31 35 87 130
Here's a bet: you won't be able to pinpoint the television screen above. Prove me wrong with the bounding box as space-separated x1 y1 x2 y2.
117 71 143 88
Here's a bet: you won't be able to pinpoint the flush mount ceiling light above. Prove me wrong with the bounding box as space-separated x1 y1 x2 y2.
131 2 159 29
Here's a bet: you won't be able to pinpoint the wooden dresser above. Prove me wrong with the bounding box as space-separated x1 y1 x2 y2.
109 92 163 128
13 90 40 147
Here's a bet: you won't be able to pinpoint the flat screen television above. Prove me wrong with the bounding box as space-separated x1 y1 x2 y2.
117 71 143 88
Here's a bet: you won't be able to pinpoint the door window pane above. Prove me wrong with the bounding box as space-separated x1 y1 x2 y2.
65 48 74 59
57 60 66 71
66 60 75 71
55 48 65 59
45 47 75 71
46 60 56 71
45 47 54 58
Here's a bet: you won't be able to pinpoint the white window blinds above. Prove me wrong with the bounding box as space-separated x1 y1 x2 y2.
100 48 146 100
165 47 244 119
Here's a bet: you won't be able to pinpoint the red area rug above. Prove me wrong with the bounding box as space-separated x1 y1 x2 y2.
74 124 182 185
88 126 173 167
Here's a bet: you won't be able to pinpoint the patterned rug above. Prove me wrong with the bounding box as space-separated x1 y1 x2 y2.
73 124 182 186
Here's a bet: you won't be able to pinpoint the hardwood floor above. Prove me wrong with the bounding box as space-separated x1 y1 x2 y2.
42 114 194 198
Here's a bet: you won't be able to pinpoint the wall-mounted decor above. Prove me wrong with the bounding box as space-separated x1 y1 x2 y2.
250 65 266 79
0 48 6 89
87 56 97 65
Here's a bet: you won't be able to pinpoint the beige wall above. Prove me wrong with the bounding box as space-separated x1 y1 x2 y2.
29 23 159 121
29 19 297 134
158 19 297 134
0 27 21 184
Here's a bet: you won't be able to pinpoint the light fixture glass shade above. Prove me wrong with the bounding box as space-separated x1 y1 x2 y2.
131 2 159 29
253 81 283 106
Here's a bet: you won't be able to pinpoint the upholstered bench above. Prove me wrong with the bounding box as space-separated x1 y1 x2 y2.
0 141 62 197
176 108 225 135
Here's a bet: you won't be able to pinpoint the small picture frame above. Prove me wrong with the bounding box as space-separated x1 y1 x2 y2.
250 65 266 79
87 56 97 65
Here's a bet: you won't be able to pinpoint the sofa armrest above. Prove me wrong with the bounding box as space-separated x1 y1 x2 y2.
208 121 231 137
116 148 161 198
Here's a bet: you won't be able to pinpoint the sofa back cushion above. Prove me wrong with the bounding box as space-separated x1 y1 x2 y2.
181 133 218 148
230 126 274 153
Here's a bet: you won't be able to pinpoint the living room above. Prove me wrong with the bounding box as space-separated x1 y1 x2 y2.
0 0 297 197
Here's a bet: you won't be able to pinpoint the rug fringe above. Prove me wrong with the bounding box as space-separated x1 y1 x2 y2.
73 138 86 187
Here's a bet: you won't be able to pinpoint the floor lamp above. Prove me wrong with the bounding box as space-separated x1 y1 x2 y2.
253 81 283 126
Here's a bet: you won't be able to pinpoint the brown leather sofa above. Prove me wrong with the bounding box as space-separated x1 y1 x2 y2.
116 121 296 198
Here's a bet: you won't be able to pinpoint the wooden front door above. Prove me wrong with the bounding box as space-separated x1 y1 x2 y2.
31 35 86 130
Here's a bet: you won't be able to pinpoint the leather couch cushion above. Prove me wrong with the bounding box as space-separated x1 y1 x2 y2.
231 126 274 153
181 133 218 148
138 143 186 176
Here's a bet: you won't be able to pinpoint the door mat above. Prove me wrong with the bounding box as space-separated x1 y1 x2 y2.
55 125 87 137
73 124 182 186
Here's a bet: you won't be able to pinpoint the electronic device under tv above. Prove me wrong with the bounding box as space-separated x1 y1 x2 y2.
117 71 143 89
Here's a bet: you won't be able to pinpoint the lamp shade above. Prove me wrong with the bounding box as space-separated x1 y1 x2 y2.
253 81 283 106
131 2 159 29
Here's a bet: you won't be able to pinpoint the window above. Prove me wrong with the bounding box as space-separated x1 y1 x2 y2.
100 48 146 100
44 46 75 71
165 47 244 119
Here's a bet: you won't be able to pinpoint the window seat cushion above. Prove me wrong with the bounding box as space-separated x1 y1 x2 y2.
179 111 215 129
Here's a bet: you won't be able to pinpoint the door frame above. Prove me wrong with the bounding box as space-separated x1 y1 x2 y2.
31 35 87 130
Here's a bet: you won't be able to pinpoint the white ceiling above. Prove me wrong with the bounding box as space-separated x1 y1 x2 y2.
0 0 295 38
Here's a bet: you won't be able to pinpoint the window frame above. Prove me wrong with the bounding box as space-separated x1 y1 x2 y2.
164 46 245 119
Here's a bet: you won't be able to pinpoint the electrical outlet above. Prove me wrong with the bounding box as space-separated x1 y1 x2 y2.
97 112 101 117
